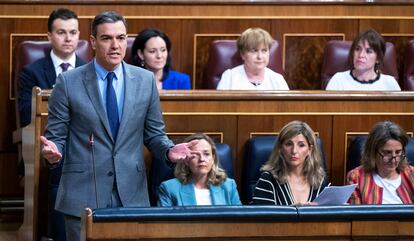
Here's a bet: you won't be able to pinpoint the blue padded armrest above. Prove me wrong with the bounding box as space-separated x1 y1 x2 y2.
216 143 234 178
91 205 298 222
244 136 276 203
406 138 414 165
297 204 414 221
347 136 367 173
91 205 414 223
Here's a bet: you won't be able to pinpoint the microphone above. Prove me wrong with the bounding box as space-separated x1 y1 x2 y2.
89 133 99 208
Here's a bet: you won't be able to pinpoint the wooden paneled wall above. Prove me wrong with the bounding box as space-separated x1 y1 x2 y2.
1 1 414 201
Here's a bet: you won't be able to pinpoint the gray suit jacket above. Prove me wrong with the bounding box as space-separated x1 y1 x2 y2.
45 61 173 217
158 178 242 206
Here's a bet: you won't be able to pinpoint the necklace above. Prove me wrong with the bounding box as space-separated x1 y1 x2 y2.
350 70 380 84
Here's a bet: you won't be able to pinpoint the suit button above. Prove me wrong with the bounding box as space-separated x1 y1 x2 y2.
107 171 114 176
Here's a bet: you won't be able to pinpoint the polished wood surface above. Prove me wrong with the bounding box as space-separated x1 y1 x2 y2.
3 0 414 4
17 88 48 241
81 208 414 241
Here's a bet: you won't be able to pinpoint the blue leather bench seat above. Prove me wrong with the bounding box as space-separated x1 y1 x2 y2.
91 205 414 222
297 205 414 221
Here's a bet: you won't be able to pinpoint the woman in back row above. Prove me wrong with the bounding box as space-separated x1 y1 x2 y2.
326 29 400 91
216 28 289 90
131 28 191 90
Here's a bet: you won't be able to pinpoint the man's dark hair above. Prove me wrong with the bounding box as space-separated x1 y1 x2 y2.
48 8 78 32
91 11 127 37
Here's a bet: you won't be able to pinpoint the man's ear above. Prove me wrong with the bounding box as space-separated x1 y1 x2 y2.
90 35 96 50
47 32 52 42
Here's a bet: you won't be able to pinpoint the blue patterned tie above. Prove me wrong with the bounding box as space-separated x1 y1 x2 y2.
106 72 119 140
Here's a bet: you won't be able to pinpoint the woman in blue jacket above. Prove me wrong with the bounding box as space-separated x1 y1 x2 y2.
131 28 191 90
158 133 241 206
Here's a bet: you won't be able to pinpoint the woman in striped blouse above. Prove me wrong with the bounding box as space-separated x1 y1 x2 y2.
251 121 328 205
347 121 414 204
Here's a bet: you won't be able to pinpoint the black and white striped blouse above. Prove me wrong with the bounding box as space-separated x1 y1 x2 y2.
251 171 328 205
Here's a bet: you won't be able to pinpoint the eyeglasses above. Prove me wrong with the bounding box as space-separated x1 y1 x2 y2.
377 152 406 163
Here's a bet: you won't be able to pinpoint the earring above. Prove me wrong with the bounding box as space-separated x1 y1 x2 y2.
140 60 145 67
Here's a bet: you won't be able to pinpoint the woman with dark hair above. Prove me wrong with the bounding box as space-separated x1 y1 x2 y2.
251 121 328 205
158 133 241 206
131 28 191 90
326 29 400 91
347 121 414 204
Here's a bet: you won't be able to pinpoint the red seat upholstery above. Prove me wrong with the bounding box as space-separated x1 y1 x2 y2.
124 36 136 64
203 40 284 89
320 40 399 89
403 40 414 90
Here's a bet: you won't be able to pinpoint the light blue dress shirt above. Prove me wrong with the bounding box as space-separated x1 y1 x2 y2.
94 59 125 121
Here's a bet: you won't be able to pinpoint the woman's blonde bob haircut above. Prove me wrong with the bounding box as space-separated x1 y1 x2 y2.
261 121 325 187
237 27 274 54
174 133 227 185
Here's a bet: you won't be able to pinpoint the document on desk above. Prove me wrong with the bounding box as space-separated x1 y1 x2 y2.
314 184 357 205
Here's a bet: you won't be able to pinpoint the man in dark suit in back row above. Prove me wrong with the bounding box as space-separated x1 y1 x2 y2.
18 8 86 127
17 8 86 241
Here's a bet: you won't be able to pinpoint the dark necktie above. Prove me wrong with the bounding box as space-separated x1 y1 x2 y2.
60 62 70 72
106 72 119 140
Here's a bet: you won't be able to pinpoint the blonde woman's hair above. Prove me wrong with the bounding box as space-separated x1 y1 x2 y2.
174 133 227 185
237 27 273 54
261 120 325 187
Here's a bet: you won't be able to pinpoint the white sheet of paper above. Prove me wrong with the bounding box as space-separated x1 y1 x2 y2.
313 184 357 205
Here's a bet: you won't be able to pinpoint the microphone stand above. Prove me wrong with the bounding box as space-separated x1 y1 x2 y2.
89 133 99 208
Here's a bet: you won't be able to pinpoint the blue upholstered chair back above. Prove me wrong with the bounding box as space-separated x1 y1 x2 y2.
347 136 414 173
149 143 235 206
243 135 326 204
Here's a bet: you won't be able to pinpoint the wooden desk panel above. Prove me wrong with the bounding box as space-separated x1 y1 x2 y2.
82 211 351 241
81 207 414 241
20 89 414 241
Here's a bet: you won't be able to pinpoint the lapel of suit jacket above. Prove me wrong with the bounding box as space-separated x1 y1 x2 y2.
115 62 137 145
82 62 113 141
209 183 224 205
180 182 197 205
44 55 57 88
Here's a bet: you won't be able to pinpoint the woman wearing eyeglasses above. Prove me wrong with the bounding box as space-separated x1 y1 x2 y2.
347 121 414 204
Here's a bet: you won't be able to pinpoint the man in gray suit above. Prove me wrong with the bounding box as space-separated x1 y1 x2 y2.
41 11 195 241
